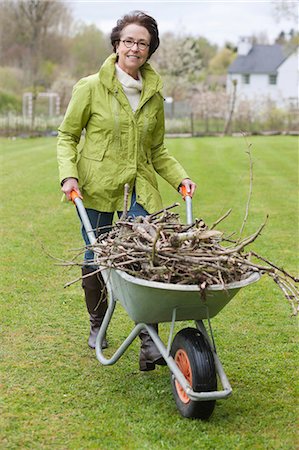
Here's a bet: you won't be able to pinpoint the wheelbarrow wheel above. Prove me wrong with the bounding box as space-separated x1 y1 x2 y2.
170 327 217 420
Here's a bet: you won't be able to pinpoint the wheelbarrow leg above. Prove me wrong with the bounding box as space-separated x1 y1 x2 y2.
94 274 145 365
95 306 147 366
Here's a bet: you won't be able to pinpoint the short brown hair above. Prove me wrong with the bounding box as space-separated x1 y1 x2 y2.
110 10 160 58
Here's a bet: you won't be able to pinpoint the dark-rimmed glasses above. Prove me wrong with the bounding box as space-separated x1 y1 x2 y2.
120 39 149 51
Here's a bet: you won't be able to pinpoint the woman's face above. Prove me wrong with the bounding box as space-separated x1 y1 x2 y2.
116 23 151 78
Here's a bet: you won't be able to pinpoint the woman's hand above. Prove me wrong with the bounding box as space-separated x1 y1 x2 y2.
61 177 83 201
179 178 197 198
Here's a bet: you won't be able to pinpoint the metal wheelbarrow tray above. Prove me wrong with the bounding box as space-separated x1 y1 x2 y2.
71 190 260 419
105 268 259 323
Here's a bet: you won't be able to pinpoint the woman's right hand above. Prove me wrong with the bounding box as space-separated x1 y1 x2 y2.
61 177 83 201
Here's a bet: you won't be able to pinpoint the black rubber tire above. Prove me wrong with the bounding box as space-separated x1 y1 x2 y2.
170 327 217 419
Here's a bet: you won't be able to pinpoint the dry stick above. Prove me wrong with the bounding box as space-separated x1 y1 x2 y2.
115 258 145 267
146 202 180 220
278 276 299 300
138 219 158 238
250 251 299 282
151 226 162 263
55 261 83 267
39 238 84 266
64 266 104 288
119 183 130 220
170 229 223 246
158 252 233 274
210 208 232 230
236 261 268 273
116 221 134 228
220 217 268 255
223 232 237 242
218 270 225 288
95 252 129 263
132 223 155 243
272 276 298 315
239 134 253 239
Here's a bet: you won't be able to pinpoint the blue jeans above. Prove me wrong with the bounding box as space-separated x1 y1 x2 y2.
80 190 148 264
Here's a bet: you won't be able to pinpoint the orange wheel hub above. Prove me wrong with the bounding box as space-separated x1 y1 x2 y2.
174 349 192 404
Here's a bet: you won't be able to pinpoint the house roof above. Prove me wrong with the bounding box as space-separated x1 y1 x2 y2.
228 44 293 74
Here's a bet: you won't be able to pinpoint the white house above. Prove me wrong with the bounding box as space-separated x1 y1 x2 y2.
227 37 299 108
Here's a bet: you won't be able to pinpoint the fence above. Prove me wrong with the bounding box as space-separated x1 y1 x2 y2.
164 96 299 135
0 113 63 137
1 100 298 137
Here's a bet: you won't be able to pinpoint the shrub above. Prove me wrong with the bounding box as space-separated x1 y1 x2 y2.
0 66 24 94
263 106 288 131
0 90 22 113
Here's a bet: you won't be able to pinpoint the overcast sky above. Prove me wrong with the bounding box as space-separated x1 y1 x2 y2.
67 0 297 47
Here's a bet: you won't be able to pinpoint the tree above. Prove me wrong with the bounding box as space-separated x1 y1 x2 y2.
195 37 218 70
271 0 298 23
152 33 203 114
208 47 236 75
271 2 299 49
251 32 270 45
157 34 202 79
0 0 72 72
51 74 77 111
70 23 110 78
275 28 299 47
0 0 72 126
275 31 287 44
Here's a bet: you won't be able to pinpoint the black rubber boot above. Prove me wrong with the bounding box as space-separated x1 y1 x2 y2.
139 324 167 371
82 267 108 349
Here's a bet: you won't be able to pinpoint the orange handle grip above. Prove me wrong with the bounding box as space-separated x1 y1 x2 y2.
181 185 191 198
70 190 80 203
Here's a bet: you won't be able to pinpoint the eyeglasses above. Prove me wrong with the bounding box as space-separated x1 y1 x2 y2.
120 39 149 51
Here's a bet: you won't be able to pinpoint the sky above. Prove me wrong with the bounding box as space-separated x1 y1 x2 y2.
67 0 297 47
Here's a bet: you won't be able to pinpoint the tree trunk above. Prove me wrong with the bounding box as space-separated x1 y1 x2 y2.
224 79 237 135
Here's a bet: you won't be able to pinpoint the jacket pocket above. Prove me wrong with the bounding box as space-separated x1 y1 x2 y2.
81 135 111 162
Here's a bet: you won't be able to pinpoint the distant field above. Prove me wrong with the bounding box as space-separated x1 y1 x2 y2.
1 136 298 449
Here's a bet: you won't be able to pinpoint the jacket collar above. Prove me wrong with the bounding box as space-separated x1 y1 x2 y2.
99 53 163 111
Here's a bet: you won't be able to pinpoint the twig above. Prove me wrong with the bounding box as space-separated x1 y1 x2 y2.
64 266 104 288
250 251 299 282
151 226 162 263
146 203 180 220
210 209 232 230
239 134 253 238
119 183 130 220
221 217 268 255
272 275 298 316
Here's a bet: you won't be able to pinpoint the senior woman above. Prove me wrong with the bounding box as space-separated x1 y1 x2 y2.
57 11 196 371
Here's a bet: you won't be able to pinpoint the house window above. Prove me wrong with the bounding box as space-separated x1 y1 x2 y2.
269 74 277 85
242 74 250 84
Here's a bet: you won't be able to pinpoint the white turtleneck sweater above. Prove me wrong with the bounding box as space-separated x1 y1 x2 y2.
115 63 143 112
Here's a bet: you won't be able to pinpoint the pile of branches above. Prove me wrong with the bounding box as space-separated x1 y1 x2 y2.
87 203 298 316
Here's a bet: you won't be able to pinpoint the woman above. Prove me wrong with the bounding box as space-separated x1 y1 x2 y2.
57 11 196 370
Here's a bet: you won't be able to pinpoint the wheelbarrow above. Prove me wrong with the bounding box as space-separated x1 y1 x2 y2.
71 189 260 419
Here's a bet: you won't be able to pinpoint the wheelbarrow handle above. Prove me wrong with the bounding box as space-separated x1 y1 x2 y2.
70 190 97 245
181 186 193 225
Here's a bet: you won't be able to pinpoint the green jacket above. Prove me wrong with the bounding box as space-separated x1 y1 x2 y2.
57 53 189 213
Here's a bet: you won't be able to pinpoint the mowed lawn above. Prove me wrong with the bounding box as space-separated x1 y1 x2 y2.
0 136 298 449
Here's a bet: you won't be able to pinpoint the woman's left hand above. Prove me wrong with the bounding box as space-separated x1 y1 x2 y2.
179 178 197 198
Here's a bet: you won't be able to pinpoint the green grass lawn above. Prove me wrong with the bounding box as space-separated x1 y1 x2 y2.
1 136 298 449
